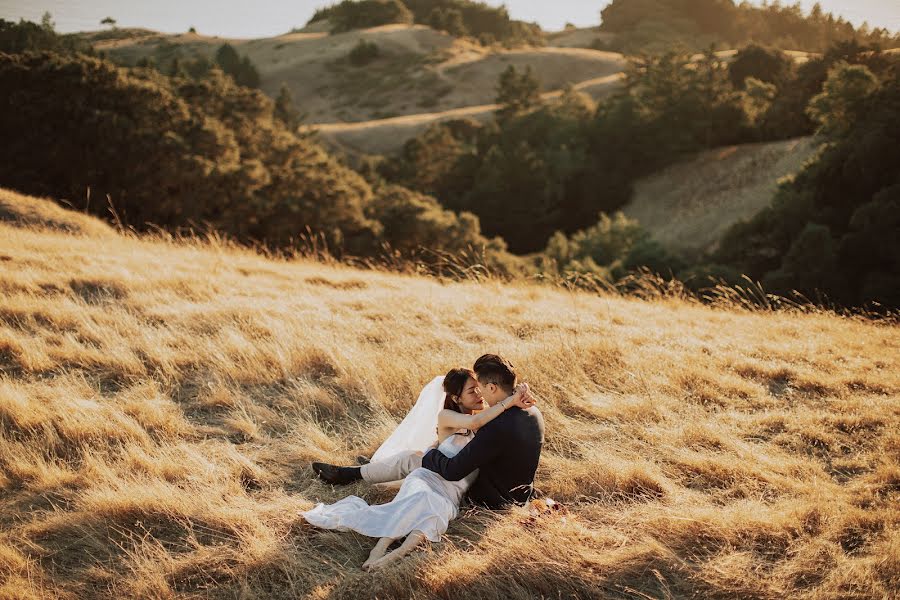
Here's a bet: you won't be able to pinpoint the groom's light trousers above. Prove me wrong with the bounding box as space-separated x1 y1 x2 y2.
360 451 423 483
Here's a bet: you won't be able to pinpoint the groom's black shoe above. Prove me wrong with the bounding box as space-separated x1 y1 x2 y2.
312 462 362 485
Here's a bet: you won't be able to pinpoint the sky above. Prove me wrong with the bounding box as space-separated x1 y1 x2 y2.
1 1 898 38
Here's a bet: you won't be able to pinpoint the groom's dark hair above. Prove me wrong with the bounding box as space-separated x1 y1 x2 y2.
473 354 517 394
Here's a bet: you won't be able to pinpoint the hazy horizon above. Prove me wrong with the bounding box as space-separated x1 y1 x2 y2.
1 0 898 39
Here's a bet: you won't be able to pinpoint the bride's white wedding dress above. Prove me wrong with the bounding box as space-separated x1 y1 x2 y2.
302 431 478 542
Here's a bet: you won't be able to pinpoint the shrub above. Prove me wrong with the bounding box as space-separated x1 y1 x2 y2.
728 44 794 89
348 39 379 66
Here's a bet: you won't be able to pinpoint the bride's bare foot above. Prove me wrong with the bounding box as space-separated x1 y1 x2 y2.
363 551 399 571
362 530 426 572
362 537 393 570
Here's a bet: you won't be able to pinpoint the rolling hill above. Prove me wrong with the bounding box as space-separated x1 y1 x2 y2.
1 187 897 598
90 24 627 126
85 25 835 157
623 136 822 257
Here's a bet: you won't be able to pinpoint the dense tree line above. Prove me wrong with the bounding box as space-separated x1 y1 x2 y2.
0 23 518 274
376 40 898 306
308 0 543 46
0 15 92 54
716 61 900 308
132 42 261 89
310 0 414 34
598 0 900 54
381 50 759 253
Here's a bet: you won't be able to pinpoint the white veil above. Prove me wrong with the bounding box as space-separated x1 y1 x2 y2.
371 375 445 462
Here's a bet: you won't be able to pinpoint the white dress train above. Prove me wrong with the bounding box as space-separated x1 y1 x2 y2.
302 432 478 542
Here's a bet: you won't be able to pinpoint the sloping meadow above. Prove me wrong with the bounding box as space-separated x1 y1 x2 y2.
0 193 897 599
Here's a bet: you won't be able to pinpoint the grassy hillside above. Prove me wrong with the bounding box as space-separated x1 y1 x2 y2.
0 188 897 599
624 137 822 257
91 25 626 127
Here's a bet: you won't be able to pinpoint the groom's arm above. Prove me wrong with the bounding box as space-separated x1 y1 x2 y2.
421 424 504 481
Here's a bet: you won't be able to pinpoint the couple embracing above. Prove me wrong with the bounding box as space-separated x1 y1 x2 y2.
302 354 545 570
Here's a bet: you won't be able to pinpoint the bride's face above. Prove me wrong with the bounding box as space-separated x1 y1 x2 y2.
457 377 485 413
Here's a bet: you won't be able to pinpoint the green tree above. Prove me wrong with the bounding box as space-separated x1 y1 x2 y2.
807 62 879 137
40 11 54 31
100 16 116 28
839 185 900 306
0 52 381 253
214 44 259 88
274 83 301 129
717 62 900 308
763 223 841 299
543 211 645 277
0 17 91 54
728 44 794 89
495 65 541 121
236 55 260 88
428 7 467 37
327 0 413 33
214 43 240 74
348 39 379 66
741 77 777 127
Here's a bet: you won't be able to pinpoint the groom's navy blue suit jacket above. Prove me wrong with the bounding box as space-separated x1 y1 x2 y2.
422 405 544 509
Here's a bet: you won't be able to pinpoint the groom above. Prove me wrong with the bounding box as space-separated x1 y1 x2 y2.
312 354 545 508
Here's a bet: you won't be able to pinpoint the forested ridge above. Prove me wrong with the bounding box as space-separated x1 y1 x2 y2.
598 0 899 54
307 0 543 47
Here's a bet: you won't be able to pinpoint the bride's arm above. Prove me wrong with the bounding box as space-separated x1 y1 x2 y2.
437 384 532 430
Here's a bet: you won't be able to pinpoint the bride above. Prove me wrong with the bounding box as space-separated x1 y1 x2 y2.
301 368 533 570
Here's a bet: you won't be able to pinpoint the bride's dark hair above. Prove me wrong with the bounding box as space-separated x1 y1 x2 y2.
443 368 475 413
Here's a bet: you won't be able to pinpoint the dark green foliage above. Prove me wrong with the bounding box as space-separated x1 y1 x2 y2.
366 184 501 256
236 55 260 88
542 212 643 276
495 65 541 121
348 39 380 66
0 52 380 252
312 0 542 47
448 100 599 252
214 43 240 73
316 0 414 33
621 50 751 151
384 50 754 254
404 0 543 46
717 63 900 307
622 237 686 276
0 17 92 54
728 44 794 89
760 40 892 140
840 185 900 306
806 62 879 137
761 222 840 298
214 43 260 88
599 0 900 54
378 119 480 197
427 7 467 37
275 83 302 129
0 50 523 271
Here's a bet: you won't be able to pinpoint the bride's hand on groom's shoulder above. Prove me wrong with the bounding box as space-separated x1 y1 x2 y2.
511 383 536 409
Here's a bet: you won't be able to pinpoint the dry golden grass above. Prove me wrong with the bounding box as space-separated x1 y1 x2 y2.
0 188 897 599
